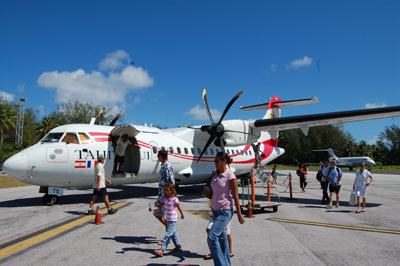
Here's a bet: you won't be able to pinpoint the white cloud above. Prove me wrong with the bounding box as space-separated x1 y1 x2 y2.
133 96 142 105
98 49 131 71
288 56 313 69
367 135 380 145
37 50 154 106
16 84 25 93
37 105 45 116
365 102 387 109
185 104 222 121
270 64 277 72
0 91 15 102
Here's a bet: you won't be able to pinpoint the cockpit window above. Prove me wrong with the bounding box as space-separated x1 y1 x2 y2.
61 133 79 144
78 132 90 144
41 133 64 143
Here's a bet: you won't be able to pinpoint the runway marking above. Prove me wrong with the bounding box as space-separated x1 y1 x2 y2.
270 218 400 235
0 202 127 260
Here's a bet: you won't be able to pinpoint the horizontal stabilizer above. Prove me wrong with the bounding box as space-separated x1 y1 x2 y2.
240 96 318 111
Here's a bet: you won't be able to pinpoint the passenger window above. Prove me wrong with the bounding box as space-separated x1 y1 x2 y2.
210 148 214 155
152 146 157 154
245 150 248 156
197 148 201 154
204 149 208 155
177 147 181 154
227 150 230 155
161 146 166 151
184 148 189 155
62 133 79 144
191 148 195 154
78 132 90 144
216 148 220 153
236 150 239 155
169 147 174 154
231 149 235 155
249 150 252 156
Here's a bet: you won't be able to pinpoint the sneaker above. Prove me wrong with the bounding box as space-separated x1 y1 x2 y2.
87 209 96 215
326 205 332 209
108 208 117 214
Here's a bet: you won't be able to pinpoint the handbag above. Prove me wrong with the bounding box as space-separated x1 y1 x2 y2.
202 172 214 199
349 190 357 206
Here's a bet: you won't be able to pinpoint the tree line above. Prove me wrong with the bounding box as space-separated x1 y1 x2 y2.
1 99 399 165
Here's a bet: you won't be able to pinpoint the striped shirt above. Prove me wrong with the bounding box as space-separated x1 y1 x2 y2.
163 196 179 221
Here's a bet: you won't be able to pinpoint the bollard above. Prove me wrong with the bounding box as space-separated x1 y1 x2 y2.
287 172 296 201
251 168 255 206
245 202 255 218
267 172 271 202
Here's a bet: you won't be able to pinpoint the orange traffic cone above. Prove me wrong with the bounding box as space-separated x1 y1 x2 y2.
92 206 104 224
245 202 255 218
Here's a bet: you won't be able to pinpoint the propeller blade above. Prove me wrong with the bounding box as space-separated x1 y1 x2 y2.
217 136 225 152
202 89 215 124
218 91 243 124
109 114 121 126
197 135 216 162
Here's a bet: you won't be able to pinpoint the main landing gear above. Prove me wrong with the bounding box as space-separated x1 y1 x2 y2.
42 194 60 205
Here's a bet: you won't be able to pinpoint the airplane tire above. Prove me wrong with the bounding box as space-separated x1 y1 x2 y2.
43 194 60 205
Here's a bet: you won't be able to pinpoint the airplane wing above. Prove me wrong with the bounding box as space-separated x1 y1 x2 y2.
250 106 400 134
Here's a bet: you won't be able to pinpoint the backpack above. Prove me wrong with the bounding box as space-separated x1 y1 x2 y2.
316 165 323 182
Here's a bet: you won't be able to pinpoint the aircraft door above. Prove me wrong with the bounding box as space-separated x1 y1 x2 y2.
149 141 159 161
110 124 141 176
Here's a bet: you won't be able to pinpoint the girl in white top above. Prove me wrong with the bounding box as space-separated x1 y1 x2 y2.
353 163 373 213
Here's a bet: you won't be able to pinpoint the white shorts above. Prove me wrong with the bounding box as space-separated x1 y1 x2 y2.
355 185 368 198
207 218 231 235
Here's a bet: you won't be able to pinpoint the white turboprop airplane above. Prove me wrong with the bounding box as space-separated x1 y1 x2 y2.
313 148 376 170
3 90 400 204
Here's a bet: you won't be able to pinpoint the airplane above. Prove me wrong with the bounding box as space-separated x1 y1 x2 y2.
3 90 400 204
313 148 376 170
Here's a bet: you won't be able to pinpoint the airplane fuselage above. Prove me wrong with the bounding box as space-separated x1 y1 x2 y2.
3 123 284 188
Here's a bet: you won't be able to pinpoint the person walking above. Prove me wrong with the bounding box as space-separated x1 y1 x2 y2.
297 163 308 192
319 160 330 204
207 152 245 266
153 150 175 241
152 182 184 257
87 155 117 215
324 160 343 209
353 163 373 213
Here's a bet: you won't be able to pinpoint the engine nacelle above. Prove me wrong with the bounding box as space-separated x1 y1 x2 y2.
222 120 260 146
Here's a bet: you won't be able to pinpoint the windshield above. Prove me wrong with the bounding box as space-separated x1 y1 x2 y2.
41 132 64 143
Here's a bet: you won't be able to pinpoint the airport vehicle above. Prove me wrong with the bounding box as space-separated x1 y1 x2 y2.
313 148 376 170
3 90 400 204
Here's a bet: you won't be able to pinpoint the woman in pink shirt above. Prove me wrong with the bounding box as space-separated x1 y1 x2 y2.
207 152 245 266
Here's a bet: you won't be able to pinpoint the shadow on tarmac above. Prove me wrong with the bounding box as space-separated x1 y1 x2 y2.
102 235 203 263
0 185 205 208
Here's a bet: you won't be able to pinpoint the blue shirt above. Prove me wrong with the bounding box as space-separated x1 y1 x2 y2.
327 166 343 185
157 161 175 202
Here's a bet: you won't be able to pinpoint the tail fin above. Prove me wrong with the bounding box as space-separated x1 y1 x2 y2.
259 96 282 146
313 148 339 160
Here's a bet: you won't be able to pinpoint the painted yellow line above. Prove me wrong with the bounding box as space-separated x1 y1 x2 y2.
0 202 127 260
271 218 400 235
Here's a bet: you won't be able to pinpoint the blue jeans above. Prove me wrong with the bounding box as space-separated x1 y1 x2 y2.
161 221 180 251
207 209 233 266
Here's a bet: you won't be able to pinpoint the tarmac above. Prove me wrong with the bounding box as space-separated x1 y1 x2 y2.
0 169 400 266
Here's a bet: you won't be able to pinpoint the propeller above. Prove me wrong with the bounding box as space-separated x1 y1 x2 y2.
195 89 243 161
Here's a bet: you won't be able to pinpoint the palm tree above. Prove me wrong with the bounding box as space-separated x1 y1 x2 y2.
0 102 16 149
36 115 59 139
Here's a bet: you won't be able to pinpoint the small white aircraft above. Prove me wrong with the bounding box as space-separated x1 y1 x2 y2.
3 90 400 204
313 148 376 170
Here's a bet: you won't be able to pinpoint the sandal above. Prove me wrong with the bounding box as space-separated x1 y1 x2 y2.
230 254 234 257
356 209 361 213
204 253 212 260
154 249 164 257
362 209 366 212
157 240 163 245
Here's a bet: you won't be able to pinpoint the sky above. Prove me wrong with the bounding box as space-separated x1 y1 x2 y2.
1 0 399 145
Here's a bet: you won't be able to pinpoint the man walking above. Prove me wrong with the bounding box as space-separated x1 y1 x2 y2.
87 155 117 215
324 160 343 209
319 160 330 204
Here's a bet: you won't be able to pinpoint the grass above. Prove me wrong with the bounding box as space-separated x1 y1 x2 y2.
0 175 31 189
268 164 400 172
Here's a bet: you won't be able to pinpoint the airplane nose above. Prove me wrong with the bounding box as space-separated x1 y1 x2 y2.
2 152 28 181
